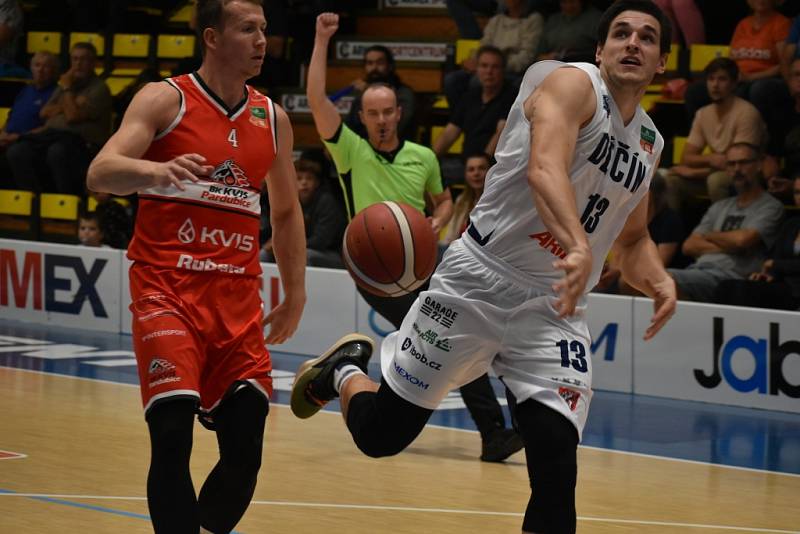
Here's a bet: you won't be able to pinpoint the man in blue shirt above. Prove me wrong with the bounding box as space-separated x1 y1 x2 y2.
0 51 58 146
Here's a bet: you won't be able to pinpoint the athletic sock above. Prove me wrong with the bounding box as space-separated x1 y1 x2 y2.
334 364 365 394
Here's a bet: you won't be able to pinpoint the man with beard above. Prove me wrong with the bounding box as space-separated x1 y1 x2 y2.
664 57 766 210
344 45 416 140
670 142 784 302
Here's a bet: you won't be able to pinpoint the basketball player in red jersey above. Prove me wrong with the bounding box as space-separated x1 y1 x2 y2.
87 1 305 532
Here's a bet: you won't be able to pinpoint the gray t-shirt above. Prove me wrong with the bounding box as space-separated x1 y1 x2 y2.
692 191 784 276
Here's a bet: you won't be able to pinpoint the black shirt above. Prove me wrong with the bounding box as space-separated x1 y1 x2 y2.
450 82 515 156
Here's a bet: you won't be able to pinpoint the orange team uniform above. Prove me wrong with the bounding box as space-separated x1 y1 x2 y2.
127 72 278 416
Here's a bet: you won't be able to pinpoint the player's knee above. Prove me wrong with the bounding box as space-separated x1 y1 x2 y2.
147 399 196 465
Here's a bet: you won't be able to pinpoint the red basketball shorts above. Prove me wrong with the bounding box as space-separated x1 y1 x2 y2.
129 263 272 415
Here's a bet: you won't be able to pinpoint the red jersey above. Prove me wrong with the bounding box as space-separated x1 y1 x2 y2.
127 72 277 276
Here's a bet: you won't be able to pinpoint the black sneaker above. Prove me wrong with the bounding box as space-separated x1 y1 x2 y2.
480 428 524 463
290 333 374 419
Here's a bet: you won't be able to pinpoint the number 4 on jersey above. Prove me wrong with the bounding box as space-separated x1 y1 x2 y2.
227 128 239 148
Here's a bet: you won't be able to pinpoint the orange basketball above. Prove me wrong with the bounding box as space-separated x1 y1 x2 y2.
343 201 438 297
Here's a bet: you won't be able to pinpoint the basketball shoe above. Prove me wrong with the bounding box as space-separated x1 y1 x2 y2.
291 334 374 419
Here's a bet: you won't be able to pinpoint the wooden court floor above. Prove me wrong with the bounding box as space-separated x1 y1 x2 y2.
1 366 798 533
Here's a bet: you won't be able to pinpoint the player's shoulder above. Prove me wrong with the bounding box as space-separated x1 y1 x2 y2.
127 80 181 118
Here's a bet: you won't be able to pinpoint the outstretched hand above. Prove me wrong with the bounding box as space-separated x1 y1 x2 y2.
552 246 592 317
643 276 676 340
316 12 339 39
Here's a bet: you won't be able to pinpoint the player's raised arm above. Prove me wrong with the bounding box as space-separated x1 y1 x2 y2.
525 67 596 316
87 82 213 195
306 13 343 140
263 104 306 345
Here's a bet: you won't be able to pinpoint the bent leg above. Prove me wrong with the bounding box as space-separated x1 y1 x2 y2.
199 386 269 533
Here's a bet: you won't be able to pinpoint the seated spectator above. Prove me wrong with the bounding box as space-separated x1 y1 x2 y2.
440 152 488 246
95 198 132 249
669 143 784 302
261 158 347 268
344 45 416 141
77 210 105 247
446 0 501 39
0 0 26 78
535 0 602 63
665 58 766 209
444 0 543 110
434 45 515 169
654 0 705 46
6 42 112 194
714 174 800 310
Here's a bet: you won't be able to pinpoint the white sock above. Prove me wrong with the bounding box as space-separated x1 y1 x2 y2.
333 364 365 394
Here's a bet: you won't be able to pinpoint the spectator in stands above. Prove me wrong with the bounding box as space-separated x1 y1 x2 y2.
6 42 112 194
77 211 105 247
713 173 800 310
446 0 502 40
782 57 800 176
344 45 416 141
440 152 488 247
95 198 131 249
0 52 59 147
261 158 347 268
665 58 766 210
669 142 784 302
444 0 543 109
434 45 515 166
535 0 602 62
0 0 25 78
654 0 705 46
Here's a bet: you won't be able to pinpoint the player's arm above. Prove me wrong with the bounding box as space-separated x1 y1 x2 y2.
307 13 343 140
484 119 505 157
429 188 453 235
525 67 594 316
432 123 462 157
612 189 676 340
87 82 212 195
681 142 724 171
263 104 306 345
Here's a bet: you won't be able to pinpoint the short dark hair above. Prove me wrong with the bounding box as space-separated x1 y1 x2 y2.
476 44 506 69
705 57 738 80
196 0 263 54
597 0 672 55
295 159 322 181
463 152 490 165
71 42 97 58
727 142 762 159
79 210 100 223
364 45 396 71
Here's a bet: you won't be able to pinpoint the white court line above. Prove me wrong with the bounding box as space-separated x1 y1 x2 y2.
0 493 797 533
3 365 800 480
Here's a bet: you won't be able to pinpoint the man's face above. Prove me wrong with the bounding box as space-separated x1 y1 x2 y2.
707 70 736 102
596 10 666 88
364 50 390 82
70 48 96 81
78 219 103 247
476 51 503 91
212 0 267 78
725 145 761 194
296 170 319 205
31 54 56 87
359 86 401 145
464 156 488 191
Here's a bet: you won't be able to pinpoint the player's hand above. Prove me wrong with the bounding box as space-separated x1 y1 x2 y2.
316 13 339 40
644 276 676 340
263 294 306 345
427 216 442 235
552 246 592 317
152 153 213 191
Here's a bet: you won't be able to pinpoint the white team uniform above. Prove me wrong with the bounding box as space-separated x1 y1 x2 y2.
381 61 664 438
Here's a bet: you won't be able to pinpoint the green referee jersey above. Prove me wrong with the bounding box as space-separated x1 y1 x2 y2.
323 122 444 219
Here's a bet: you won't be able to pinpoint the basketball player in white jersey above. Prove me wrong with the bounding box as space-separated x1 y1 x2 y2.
292 2 676 531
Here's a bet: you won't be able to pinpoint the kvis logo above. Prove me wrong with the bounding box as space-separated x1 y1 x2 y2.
695 317 799 398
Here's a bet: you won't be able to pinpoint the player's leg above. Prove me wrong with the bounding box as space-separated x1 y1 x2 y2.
511 394 579 534
198 385 269 533
145 398 199 533
460 373 523 462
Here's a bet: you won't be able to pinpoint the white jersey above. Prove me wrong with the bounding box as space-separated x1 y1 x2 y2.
463 61 664 294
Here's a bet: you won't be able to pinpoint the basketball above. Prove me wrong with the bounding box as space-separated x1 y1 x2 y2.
342 201 438 297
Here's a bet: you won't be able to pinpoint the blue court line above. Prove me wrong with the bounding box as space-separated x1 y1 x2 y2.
0 488 243 532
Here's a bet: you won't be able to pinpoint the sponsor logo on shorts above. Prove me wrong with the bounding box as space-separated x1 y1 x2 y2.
420 296 458 328
401 337 442 370
411 322 452 352
141 329 188 343
176 254 245 274
148 357 181 388
393 362 430 390
558 387 581 412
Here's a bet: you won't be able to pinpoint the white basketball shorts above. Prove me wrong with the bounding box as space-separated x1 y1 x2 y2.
381 239 593 439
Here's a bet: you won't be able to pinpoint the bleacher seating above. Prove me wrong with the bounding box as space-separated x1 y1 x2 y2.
0 190 36 240
70 33 105 56
39 193 81 244
689 44 730 74
26 31 61 54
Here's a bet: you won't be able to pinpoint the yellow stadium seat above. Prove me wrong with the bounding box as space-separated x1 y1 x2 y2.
104 76 135 96
169 4 194 23
431 126 464 154
665 43 680 72
87 196 131 212
112 34 151 58
455 39 480 66
689 44 730 73
0 190 34 216
157 35 196 58
0 107 10 126
40 193 80 221
432 95 449 109
110 67 143 76
70 32 105 55
27 31 62 54
0 189 36 239
672 136 688 165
